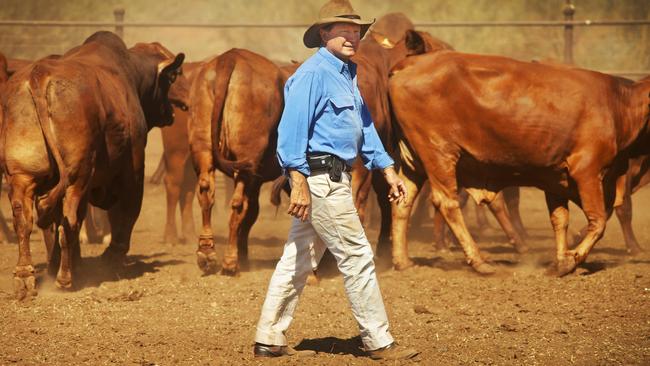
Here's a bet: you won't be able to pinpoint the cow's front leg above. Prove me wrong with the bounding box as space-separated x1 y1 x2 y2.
390 168 424 270
9 174 38 300
569 175 608 272
429 172 496 275
102 172 144 267
179 158 198 244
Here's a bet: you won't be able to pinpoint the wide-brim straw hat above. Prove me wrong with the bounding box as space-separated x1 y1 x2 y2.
303 0 375 48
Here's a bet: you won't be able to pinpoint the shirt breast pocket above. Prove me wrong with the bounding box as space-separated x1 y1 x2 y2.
328 95 356 128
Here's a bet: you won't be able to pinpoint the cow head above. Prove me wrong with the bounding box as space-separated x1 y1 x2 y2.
130 42 185 129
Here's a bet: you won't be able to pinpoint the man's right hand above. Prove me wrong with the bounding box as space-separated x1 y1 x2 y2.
287 170 311 221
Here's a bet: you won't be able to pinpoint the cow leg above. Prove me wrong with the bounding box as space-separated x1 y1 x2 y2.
102 172 144 266
614 183 642 255
196 166 217 274
371 169 392 259
474 202 491 232
428 172 496 274
544 193 572 273
503 186 528 239
8 174 38 300
0 174 14 244
41 223 59 276
390 168 424 270
562 175 608 275
179 157 198 243
223 178 261 275
55 184 86 290
163 152 185 244
351 165 372 225
221 177 252 275
487 191 528 253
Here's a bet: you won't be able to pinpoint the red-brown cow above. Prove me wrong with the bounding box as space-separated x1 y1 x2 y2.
189 49 284 275
389 48 650 276
159 61 203 245
349 15 454 258
0 31 183 299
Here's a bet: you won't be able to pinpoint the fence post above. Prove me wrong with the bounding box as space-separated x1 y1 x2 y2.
114 8 125 39
563 0 575 64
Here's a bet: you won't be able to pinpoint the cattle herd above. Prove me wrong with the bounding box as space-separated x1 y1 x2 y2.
0 13 648 301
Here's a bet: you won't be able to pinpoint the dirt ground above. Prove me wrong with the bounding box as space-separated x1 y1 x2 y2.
1 134 649 365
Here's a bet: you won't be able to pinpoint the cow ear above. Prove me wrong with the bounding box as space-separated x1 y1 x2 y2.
158 53 185 83
405 30 425 56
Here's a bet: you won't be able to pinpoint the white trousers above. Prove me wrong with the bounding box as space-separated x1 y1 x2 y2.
254 172 394 351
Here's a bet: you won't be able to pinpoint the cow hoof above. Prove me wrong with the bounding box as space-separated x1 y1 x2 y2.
626 245 643 256
219 266 240 276
306 272 320 286
472 261 497 275
196 250 218 275
101 247 127 267
514 243 530 254
13 274 37 300
55 277 73 290
556 255 578 277
393 259 415 271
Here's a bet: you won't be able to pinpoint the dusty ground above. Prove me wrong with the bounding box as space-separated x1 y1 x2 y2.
1 135 649 365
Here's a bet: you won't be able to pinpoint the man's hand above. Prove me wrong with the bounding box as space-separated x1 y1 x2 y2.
287 170 311 221
383 166 407 204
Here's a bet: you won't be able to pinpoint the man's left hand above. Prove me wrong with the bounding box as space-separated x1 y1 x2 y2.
383 166 407 204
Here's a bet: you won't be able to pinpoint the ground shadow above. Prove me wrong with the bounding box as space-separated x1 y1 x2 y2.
33 253 185 291
295 335 366 357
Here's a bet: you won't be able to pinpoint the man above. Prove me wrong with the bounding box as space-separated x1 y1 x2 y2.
253 0 419 361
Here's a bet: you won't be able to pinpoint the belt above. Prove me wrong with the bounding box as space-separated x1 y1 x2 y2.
307 154 352 173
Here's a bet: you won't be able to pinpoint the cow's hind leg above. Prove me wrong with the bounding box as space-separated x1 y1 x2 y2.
222 178 261 275
55 184 87 290
544 193 573 274
503 186 528 239
8 174 38 300
390 168 425 270
196 167 217 274
221 177 260 275
615 186 642 255
487 191 528 253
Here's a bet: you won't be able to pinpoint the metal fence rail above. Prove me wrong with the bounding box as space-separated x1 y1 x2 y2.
1 0 649 76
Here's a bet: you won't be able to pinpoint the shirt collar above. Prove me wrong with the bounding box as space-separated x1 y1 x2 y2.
318 47 356 75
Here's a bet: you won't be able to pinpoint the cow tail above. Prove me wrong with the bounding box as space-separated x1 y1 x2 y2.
210 53 252 177
28 66 68 218
270 175 289 207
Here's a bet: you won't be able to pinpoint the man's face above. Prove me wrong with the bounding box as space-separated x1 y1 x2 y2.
320 22 361 59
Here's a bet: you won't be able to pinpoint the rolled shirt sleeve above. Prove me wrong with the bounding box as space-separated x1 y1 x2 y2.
359 100 394 171
276 71 322 176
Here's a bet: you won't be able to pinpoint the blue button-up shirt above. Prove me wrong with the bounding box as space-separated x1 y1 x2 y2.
277 47 394 176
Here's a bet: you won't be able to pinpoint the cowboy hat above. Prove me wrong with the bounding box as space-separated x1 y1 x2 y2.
303 0 375 48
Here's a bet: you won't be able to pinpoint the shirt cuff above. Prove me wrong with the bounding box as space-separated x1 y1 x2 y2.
366 153 394 171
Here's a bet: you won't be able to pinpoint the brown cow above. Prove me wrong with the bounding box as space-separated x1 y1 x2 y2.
389 46 650 276
0 31 184 299
159 61 203 245
349 15 454 258
189 48 284 275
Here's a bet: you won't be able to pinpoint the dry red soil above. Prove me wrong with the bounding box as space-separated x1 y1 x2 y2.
1 143 649 365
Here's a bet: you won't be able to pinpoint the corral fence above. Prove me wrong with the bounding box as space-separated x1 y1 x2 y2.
1 0 649 78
